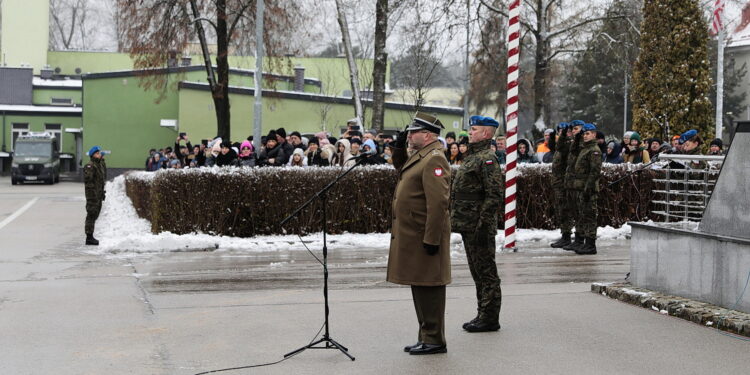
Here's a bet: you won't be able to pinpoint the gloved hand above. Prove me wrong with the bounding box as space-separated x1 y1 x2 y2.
392 126 408 149
423 243 439 256
102 191 106 201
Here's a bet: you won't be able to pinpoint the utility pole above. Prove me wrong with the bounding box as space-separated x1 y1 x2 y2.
716 27 725 140
253 0 265 151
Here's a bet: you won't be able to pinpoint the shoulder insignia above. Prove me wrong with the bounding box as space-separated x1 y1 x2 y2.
434 167 444 177
593 152 601 156
431 149 441 156
485 160 494 165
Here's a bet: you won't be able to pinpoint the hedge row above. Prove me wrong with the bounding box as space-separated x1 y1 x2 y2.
124 164 664 237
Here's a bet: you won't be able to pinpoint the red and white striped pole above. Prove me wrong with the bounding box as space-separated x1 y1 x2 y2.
504 0 521 251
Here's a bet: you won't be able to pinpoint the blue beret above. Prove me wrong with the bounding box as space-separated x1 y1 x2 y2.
570 120 586 127
582 123 597 132
469 115 499 128
88 146 101 157
556 122 570 131
679 129 698 144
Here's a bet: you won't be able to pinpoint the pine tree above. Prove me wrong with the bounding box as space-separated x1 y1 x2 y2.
631 0 713 140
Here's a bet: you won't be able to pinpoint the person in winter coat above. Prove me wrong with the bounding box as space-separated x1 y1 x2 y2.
305 138 330 167
646 138 663 159
622 132 650 164
215 141 239 167
275 128 294 165
359 139 386 165
146 152 164 171
287 148 308 167
446 142 463 165
331 138 353 167
708 138 724 155
258 130 287 167
84 146 107 246
517 138 538 164
238 140 256 167
619 131 634 159
205 139 222 167
604 141 623 164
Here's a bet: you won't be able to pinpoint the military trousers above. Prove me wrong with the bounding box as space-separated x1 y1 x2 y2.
411 285 446 346
553 186 575 234
461 230 502 322
85 198 102 236
575 191 598 238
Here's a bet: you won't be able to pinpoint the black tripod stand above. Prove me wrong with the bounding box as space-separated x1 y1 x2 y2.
279 157 368 362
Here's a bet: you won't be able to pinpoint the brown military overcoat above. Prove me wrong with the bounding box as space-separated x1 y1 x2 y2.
387 140 452 286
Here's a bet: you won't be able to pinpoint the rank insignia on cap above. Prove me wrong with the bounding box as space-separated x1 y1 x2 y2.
434 168 444 177
485 160 493 165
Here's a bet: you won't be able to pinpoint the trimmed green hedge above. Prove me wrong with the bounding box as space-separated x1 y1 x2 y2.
124 164 661 236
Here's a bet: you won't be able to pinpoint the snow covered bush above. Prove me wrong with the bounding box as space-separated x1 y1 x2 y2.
124 163 660 236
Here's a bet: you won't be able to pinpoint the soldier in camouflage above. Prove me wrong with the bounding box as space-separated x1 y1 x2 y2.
450 115 504 332
550 122 573 248
84 146 107 246
571 123 602 255
562 120 586 251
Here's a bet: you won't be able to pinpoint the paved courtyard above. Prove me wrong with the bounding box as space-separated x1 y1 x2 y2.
1 178 748 374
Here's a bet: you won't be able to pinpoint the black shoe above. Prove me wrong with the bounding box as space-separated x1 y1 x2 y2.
550 233 572 248
403 341 422 352
85 235 99 246
462 316 480 330
575 237 597 255
563 234 583 251
464 320 501 332
409 343 447 355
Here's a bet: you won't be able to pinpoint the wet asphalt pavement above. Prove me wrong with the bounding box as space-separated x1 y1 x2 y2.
1 178 748 375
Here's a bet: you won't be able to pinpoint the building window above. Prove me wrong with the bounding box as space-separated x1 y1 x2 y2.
45 123 62 152
11 123 29 151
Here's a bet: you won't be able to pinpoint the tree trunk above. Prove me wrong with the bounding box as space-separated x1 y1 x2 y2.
214 0 231 140
371 0 388 133
533 0 547 127
335 0 364 125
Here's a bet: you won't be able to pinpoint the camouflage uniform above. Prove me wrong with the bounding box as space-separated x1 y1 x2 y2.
552 134 573 234
84 157 106 236
562 134 583 241
450 138 503 323
572 139 602 238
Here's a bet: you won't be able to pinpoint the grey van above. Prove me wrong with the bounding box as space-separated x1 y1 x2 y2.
11 132 60 185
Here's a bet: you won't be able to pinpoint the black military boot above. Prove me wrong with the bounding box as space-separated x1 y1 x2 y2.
575 237 597 255
462 316 480 330
464 319 501 333
563 233 583 251
550 232 572 248
85 235 99 246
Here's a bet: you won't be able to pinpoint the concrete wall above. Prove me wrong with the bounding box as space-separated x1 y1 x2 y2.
630 223 750 314
0 0 49 73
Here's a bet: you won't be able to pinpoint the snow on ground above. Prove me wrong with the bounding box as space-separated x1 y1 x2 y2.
90 175 631 258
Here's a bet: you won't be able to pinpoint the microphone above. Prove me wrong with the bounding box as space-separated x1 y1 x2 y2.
352 148 378 159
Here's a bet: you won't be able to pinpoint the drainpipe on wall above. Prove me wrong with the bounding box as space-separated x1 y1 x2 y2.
2 110 6 152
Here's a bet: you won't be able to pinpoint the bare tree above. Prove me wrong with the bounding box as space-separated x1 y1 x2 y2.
116 0 303 140
370 0 388 132
335 0 364 124
480 0 628 126
49 0 92 50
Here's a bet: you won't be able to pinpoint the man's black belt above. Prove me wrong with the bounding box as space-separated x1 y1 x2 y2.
454 192 485 201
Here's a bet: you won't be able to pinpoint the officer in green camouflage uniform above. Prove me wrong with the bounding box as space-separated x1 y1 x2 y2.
562 120 586 251
84 146 107 246
450 115 503 332
571 124 602 255
550 122 574 248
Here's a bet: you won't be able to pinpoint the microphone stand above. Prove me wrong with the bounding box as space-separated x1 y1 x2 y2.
279 156 370 361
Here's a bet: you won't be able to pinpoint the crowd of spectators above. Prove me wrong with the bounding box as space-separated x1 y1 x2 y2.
145 122 727 171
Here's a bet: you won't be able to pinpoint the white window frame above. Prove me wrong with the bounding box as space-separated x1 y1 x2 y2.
11 123 29 151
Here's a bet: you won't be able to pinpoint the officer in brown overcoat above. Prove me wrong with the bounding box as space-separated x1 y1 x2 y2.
387 112 451 355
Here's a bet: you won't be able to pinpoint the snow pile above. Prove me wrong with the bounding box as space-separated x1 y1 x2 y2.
91 175 632 258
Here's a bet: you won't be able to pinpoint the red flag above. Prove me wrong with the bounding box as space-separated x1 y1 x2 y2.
712 0 725 35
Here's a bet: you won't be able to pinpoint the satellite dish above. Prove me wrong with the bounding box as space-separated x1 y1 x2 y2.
75 67 82 74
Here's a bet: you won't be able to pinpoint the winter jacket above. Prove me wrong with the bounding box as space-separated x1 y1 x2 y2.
623 146 650 164
518 139 538 164
215 149 239 167
258 144 287 167
331 139 353 167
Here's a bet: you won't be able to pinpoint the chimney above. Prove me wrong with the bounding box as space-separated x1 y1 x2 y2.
293 65 305 92
40 65 54 79
168 50 178 68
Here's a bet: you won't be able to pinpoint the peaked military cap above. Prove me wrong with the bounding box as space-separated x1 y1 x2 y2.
406 112 444 134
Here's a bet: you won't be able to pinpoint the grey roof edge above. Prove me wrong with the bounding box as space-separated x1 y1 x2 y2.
178 81 464 115
81 66 321 87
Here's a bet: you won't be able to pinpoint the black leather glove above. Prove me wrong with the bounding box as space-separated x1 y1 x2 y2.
392 126 408 149
424 243 439 256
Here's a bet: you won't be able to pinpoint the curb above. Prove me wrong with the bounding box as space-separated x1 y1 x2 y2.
591 282 750 338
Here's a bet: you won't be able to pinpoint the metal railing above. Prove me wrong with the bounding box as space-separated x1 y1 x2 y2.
651 153 724 222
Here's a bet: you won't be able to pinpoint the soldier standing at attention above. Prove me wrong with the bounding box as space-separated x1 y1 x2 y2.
571 124 603 255
84 146 107 246
550 122 574 248
451 115 504 332
562 120 586 251
387 112 451 355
